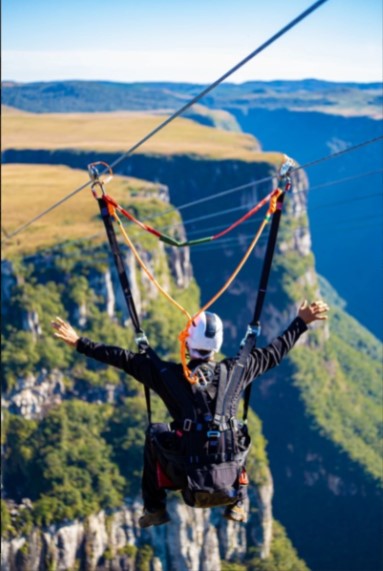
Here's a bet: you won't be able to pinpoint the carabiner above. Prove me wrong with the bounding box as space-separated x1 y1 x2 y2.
88 162 113 199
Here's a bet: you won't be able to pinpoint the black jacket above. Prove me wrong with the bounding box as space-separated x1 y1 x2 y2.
77 317 307 423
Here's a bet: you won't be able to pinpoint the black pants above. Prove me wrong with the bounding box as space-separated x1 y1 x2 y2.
142 431 167 511
142 424 187 511
141 426 248 512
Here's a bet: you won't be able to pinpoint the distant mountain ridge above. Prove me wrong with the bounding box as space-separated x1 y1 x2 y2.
2 78 382 118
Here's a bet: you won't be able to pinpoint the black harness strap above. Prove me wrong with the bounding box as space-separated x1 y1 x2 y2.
242 190 286 422
97 197 144 336
213 363 229 427
97 196 152 421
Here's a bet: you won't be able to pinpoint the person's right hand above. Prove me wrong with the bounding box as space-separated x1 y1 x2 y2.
298 300 329 325
51 317 80 347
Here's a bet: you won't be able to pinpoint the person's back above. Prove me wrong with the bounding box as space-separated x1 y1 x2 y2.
51 299 329 526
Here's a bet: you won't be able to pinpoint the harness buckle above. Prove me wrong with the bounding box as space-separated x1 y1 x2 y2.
207 430 221 439
183 419 193 432
135 331 149 351
240 322 261 347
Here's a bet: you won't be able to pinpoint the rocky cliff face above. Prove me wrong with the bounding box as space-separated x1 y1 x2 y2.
1 489 273 571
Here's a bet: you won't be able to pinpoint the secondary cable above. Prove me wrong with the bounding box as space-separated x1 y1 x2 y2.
103 137 383 235
190 214 383 253
155 169 383 235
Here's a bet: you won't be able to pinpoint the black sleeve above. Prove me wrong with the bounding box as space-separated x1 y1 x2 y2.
76 337 159 391
243 317 307 387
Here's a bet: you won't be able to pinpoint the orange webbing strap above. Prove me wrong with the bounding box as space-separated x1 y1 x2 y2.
109 204 192 323
179 188 283 384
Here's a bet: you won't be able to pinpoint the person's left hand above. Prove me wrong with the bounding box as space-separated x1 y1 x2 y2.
51 317 80 347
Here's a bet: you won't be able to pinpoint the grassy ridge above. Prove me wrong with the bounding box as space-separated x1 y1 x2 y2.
2 164 182 256
1 106 281 161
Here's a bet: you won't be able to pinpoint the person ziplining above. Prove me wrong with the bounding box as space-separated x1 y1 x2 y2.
52 303 328 527
51 156 329 527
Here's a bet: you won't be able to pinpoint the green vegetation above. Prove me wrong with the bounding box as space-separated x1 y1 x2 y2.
221 520 308 571
1 500 13 538
245 521 309 570
3 402 125 528
290 309 382 484
136 544 154 571
222 563 247 571
118 544 138 557
272 236 383 486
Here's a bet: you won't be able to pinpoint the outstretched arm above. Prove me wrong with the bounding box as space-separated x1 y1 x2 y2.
51 317 147 377
243 299 329 385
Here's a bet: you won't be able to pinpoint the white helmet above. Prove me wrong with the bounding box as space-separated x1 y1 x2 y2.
187 311 223 360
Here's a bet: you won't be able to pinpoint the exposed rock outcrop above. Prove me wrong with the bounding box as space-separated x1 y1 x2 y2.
1 497 266 571
2 369 65 419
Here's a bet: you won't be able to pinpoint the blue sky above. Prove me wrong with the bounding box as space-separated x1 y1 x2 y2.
2 0 382 83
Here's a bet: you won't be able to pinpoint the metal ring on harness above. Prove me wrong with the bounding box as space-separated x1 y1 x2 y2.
88 161 114 199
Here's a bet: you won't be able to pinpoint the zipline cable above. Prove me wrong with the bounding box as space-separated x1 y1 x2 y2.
5 0 331 241
98 138 383 238
169 190 383 243
190 214 383 253
13 171 381 262
18 210 380 264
